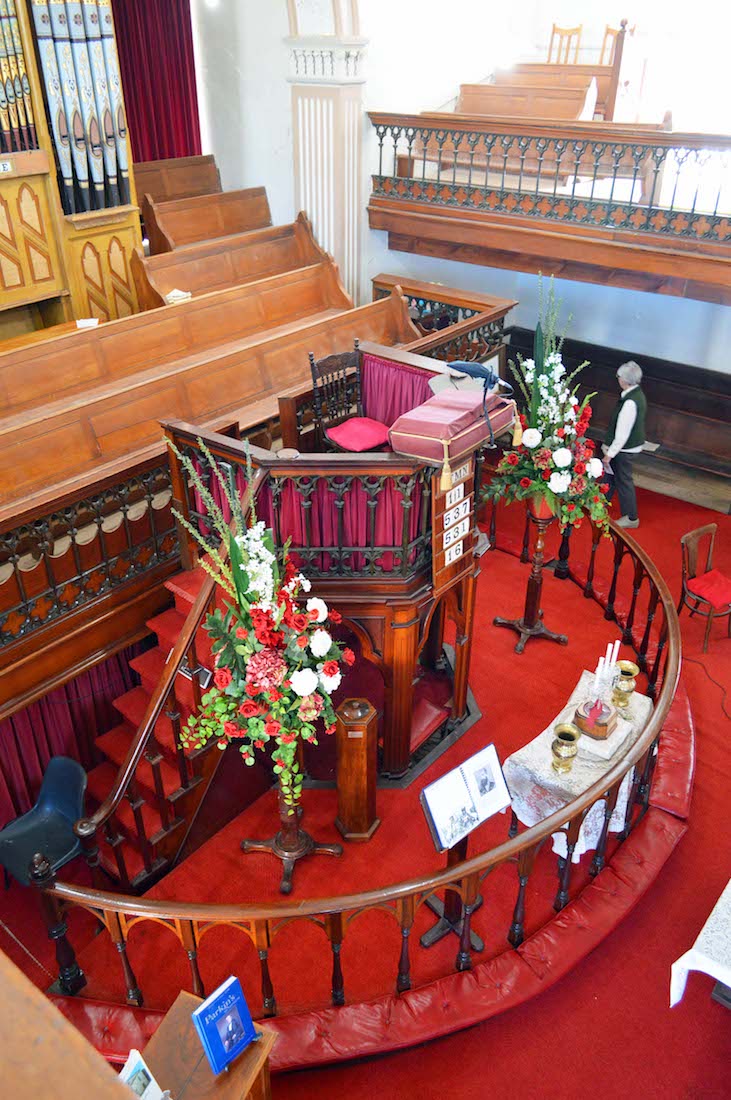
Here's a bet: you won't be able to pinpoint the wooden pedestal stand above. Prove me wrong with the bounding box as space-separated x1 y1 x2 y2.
241 790 342 896
493 508 569 654
420 836 484 956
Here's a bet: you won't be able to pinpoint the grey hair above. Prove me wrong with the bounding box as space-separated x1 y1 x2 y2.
617 360 643 385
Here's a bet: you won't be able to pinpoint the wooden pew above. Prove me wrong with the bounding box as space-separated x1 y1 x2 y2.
133 154 222 204
142 187 272 254
0 289 419 519
456 82 595 121
132 212 327 311
0 260 352 417
496 63 615 119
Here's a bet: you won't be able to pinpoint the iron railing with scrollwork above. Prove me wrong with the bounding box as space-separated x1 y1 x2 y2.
0 464 177 648
369 113 731 246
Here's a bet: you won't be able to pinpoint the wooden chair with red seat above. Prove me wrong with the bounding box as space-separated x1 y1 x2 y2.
677 523 731 652
308 338 390 452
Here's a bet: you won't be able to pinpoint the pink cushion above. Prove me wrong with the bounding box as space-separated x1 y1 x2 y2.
326 417 390 452
687 568 731 611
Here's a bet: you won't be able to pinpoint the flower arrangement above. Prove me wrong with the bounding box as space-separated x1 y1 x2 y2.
169 440 354 813
485 281 610 531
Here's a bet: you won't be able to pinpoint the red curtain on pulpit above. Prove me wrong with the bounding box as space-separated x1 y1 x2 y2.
361 353 434 425
111 0 202 162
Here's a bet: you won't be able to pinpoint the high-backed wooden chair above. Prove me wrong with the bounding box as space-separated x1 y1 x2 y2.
308 339 390 452
600 22 633 66
677 523 731 652
548 24 582 64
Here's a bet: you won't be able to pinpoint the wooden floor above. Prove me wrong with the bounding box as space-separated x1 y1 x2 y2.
633 454 730 515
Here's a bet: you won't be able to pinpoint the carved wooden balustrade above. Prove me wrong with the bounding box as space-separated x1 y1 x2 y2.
38 509 680 1016
368 112 731 302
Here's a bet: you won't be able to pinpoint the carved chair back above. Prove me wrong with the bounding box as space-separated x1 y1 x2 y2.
308 339 362 431
548 23 582 64
680 523 716 586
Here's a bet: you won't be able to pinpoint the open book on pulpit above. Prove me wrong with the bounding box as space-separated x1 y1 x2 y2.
420 744 511 853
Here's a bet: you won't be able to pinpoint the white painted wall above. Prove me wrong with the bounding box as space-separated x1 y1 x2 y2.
190 0 731 373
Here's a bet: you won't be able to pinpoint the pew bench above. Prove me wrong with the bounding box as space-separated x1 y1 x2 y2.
456 81 596 121
132 212 327 311
142 186 273 254
133 154 222 205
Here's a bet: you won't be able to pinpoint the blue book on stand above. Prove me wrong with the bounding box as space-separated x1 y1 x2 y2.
191 976 258 1075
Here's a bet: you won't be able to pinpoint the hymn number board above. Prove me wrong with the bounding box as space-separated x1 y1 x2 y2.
431 458 476 596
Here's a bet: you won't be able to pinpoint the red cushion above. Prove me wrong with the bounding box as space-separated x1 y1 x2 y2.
326 417 390 452
687 568 731 610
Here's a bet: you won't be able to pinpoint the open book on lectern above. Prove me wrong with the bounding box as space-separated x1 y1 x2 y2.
420 743 511 853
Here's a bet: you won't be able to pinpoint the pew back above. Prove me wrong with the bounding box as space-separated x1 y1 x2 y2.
142 187 272 254
132 213 327 311
457 82 594 121
0 291 419 519
0 261 352 416
133 155 222 204
507 63 613 117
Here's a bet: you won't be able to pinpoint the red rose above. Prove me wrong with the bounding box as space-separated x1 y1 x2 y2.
214 667 232 690
585 440 596 453
254 739 265 750
238 700 260 718
291 613 309 632
567 503 576 512
600 482 609 492
593 495 600 503
329 609 342 625
542 470 551 481
246 682 259 697
264 719 281 738
519 477 532 488
574 461 586 475
342 647 355 666
235 627 248 640
268 687 283 703
506 453 520 466
223 720 239 737
296 635 308 649
557 428 565 439
322 659 339 678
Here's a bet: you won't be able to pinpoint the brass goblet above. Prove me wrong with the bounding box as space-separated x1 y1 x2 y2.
612 660 639 711
551 724 581 774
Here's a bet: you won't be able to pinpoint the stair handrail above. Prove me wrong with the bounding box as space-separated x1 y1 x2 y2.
74 467 270 843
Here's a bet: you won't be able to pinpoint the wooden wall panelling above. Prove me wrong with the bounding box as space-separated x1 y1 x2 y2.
142 186 273 254
133 154 222 204
132 211 327 311
61 205 142 320
0 151 66 309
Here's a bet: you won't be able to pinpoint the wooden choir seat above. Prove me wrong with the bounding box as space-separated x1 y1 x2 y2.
456 81 595 121
0 289 419 519
142 186 272 254
133 154 222 205
547 23 582 64
132 212 327 311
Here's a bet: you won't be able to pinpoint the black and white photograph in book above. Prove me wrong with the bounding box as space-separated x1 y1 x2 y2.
420 743 511 853
217 1007 247 1053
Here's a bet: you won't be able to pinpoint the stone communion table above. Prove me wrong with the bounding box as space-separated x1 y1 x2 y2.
503 670 654 862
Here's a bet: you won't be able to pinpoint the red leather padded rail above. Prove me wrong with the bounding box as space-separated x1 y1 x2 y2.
49 995 165 1065
265 807 686 1072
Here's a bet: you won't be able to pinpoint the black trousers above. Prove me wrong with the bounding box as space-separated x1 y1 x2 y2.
607 451 638 520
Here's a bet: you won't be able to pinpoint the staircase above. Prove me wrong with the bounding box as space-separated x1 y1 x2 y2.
85 570 217 892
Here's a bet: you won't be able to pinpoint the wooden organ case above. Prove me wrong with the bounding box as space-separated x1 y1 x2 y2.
0 0 141 344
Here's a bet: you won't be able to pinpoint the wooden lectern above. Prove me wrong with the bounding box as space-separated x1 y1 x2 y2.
143 991 275 1099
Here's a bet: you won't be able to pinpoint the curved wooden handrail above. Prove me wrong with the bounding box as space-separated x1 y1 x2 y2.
74 467 270 841
63 518 681 927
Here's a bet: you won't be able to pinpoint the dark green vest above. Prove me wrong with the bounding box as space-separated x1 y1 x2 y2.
605 387 646 450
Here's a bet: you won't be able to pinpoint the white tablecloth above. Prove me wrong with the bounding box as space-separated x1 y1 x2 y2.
503 670 654 862
670 879 731 1006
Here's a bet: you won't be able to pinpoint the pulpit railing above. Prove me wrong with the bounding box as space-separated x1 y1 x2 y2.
369 112 731 248
165 423 434 584
40 509 681 1018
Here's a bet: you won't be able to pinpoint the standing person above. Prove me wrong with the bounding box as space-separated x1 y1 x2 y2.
602 360 646 529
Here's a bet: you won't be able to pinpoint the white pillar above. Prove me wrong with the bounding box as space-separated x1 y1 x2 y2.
286 22 367 302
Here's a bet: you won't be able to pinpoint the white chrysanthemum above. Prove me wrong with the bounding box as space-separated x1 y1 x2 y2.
522 428 542 449
587 457 604 479
552 447 572 469
320 671 342 694
297 574 311 592
310 629 332 658
306 597 328 623
290 668 319 696
548 471 571 494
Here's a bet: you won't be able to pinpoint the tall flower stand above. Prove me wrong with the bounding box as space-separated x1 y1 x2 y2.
493 499 569 654
241 789 343 895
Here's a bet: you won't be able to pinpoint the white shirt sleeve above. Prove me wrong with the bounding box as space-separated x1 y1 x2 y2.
605 399 637 459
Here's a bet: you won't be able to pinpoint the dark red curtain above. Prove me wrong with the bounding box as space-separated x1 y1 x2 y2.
0 643 146 827
111 0 202 163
